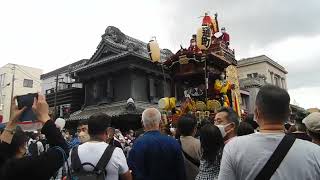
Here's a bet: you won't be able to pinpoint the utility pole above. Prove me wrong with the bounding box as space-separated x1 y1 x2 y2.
9 64 16 119
53 74 59 120
53 74 63 120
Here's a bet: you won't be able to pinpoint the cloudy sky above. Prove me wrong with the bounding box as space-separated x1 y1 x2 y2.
0 0 319 109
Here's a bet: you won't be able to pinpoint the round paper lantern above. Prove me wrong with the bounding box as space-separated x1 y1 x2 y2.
55 118 66 130
158 97 170 110
159 97 176 110
147 39 161 62
169 97 176 109
196 101 207 111
197 26 212 50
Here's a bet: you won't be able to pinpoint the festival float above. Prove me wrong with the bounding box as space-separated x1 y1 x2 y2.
148 13 241 124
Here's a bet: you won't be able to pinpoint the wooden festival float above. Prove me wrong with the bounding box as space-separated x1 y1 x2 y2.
148 13 241 125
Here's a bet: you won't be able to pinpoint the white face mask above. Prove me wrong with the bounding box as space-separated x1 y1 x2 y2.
191 42 196 46
216 123 232 138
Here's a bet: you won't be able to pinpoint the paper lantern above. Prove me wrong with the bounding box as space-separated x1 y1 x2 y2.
159 97 176 110
147 39 161 62
196 101 207 111
207 99 221 111
159 97 170 110
169 97 176 109
55 118 66 130
197 26 212 50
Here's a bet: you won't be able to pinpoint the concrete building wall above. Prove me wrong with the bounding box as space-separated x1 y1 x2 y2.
238 63 267 80
0 64 42 123
266 64 287 89
41 72 79 94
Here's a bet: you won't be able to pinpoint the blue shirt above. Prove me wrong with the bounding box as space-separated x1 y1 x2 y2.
128 131 186 180
68 137 80 149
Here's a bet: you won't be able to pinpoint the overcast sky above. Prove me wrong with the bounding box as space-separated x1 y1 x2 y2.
0 0 319 109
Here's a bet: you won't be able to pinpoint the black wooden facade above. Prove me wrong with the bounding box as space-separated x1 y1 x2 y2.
68 26 173 130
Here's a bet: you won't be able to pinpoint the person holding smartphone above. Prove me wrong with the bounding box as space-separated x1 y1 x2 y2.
0 94 69 180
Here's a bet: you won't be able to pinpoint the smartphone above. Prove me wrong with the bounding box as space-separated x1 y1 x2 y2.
17 93 38 122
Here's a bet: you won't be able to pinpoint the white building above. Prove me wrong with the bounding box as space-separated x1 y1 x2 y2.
40 59 86 94
237 55 288 114
0 64 42 123
238 55 288 89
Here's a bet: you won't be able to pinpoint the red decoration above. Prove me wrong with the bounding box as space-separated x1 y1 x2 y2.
202 15 213 26
222 32 230 46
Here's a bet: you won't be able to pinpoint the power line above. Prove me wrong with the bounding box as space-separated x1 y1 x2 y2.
14 66 42 84
15 65 41 81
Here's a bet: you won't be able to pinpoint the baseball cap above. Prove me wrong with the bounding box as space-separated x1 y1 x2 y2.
302 112 320 133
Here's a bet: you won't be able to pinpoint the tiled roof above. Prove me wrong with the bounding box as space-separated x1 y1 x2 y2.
238 55 287 74
41 59 88 79
74 52 130 72
74 26 173 73
67 101 157 121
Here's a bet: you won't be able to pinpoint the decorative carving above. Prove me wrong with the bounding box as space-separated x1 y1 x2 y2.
226 65 241 110
104 26 126 43
127 42 139 52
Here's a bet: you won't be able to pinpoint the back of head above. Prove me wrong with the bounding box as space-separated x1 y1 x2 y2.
88 113 111 136
256 85 290 122
237 122 255 136
142 108 161 130
200 124 224 164
8 128 27 158
177 114 197 136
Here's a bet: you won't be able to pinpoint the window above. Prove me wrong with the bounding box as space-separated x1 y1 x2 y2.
23 79 33 88
274 76 280 87
0 74 5 86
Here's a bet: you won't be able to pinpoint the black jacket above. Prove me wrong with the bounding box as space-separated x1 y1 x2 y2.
0 120 69 180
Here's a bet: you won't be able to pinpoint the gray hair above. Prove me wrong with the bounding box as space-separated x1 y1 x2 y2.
142 108 161 127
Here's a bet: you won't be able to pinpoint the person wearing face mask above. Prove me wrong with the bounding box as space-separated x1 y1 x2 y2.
218 85 320 180
214 107 239 144
0 95 69 180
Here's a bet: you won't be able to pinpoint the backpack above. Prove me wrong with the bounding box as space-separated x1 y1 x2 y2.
28 140 39 156
69 145 116 180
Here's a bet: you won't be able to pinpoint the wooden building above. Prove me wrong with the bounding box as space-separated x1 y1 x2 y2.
68 26 172 130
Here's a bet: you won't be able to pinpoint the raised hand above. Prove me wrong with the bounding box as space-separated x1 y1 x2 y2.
32 94 51 124
9 96 26 124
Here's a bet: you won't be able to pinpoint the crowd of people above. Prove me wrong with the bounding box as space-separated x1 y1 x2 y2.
1 85 320 180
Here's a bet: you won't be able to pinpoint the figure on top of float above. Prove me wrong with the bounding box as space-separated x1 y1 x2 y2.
221 27 230 47
202 12 219 34
214 72 233 107
188 37 201 54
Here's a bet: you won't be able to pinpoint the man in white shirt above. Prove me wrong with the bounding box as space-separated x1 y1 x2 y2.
27 134 44 156
68 113 132 180
218 85 320 180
